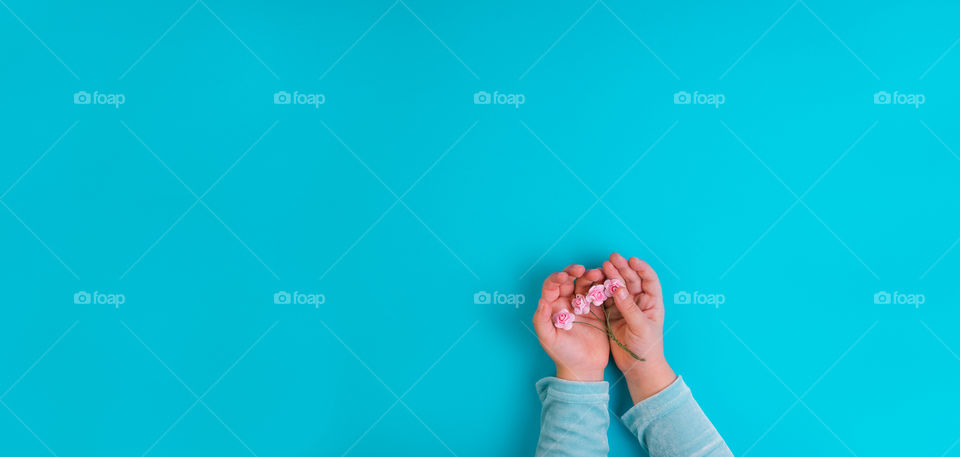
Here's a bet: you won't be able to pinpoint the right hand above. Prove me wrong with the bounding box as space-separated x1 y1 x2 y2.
602 253 677 403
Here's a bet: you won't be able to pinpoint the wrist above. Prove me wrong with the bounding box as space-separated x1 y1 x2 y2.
623 359 675 404
556 364 605 382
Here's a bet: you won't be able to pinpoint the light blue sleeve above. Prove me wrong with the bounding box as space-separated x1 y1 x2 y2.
620 376 733 457
535 377 610 457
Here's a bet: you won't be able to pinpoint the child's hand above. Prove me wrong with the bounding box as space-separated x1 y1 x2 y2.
602 253 677 403
532 265 609 382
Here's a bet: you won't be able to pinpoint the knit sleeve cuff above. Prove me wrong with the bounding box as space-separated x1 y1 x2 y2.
536 377 609 405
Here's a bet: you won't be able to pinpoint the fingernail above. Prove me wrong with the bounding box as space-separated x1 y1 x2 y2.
617 289 628 299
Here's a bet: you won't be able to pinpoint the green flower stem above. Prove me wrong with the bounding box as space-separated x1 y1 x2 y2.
573 321 607 333
610 335 645 361
603 301 645 362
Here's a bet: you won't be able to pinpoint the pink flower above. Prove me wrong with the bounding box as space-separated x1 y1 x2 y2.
553 309 575 330
604 278 625 297
586 284 608 306
571 294 590 315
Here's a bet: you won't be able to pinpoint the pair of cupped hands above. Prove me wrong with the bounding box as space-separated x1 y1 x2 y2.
533 253 677 403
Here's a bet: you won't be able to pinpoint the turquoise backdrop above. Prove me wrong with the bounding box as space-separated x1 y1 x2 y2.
2 0 959 456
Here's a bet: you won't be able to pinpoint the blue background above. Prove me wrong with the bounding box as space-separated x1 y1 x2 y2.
2 0 959 456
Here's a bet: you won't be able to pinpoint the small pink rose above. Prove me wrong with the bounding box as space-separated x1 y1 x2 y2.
587 284 607 306
571 294 590 315
553 309 575 330
604 278 625 297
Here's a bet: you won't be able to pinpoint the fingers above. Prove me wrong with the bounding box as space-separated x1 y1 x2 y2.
575 268 603 296
610 253 642 295
532 299 556 346
603 260 647 329
602 260 621 285
540 271 569 303
628 257 662 298
560 264 585 297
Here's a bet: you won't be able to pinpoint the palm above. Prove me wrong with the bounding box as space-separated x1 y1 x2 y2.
605 297 661 370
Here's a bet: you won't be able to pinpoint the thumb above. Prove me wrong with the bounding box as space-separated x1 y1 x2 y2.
612 287 646 331
532 299 557 347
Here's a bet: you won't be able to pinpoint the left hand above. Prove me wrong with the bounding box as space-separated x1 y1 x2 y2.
532 264 609 382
